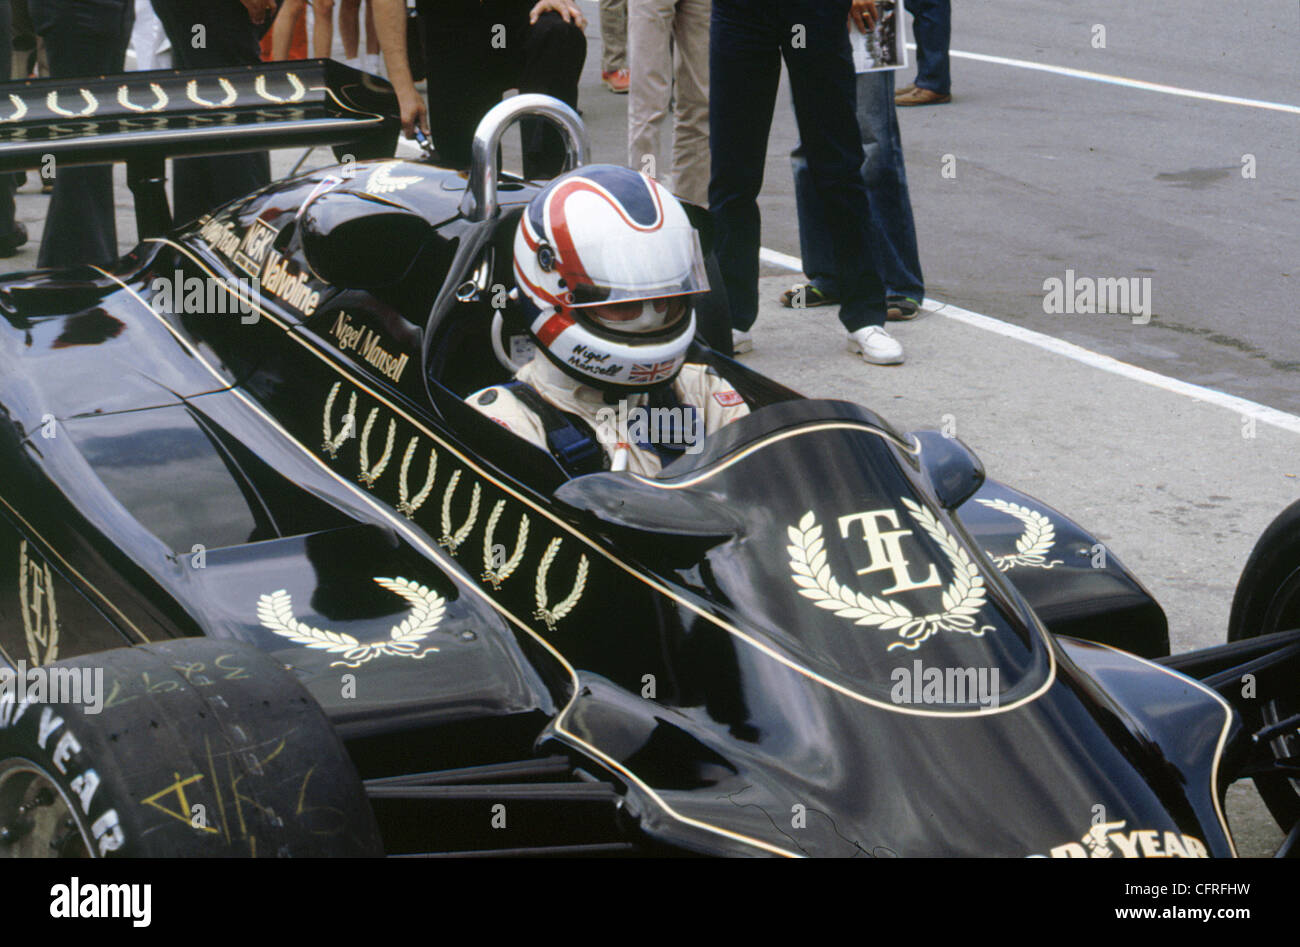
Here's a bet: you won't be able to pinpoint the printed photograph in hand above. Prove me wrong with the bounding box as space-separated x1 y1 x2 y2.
852 0 908 72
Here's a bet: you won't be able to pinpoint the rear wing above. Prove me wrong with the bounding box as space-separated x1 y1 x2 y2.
0 60 399 235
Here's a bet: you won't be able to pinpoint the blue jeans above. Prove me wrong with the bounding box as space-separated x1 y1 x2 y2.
909 0 951 95
708 0 887 333
792 69 923 303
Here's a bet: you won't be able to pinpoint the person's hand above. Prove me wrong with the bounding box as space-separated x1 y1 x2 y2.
396 84 430 140
241 0 278 25
370 0 428 139
530 0 587 31
849 0 878 33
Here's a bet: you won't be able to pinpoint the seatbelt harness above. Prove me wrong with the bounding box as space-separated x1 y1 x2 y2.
641 385 697 464
503 381 607 476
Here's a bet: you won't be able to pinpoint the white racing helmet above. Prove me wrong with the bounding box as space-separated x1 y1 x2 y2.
512 164 708 393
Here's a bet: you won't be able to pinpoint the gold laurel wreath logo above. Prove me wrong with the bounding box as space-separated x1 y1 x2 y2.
397 437 436 517
786 498 995 651
366 163 423 195
481 500 529 589
186 77 238 108
439 470 481 554
533 538 588 632
358 407 395 487
1 94 28 123
46 89 97 117
321 382 356 458
117 82 168 113
254 73 306 104
256 576 444 668
974 498 1063 571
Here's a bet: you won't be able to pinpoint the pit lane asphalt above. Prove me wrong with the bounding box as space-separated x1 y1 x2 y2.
7 0 1293 855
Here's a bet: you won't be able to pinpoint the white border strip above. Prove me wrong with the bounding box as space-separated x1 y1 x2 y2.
757 246 803 272
930 297 1300 436
906 43 1300 115
758 247 1300 436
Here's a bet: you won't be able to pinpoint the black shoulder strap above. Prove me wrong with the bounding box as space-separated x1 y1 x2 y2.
503 381 607 477
641 383 698 463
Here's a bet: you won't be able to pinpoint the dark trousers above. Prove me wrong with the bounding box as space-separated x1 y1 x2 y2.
29 0 132 267
792 69 923 303
417 0 586 179
708 0 886 333
150 0 271 224
909 0 951 95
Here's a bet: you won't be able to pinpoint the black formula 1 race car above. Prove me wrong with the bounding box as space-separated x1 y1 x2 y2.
0 63 1297 859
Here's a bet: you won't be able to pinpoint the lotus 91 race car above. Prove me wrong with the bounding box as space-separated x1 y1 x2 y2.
0 62 1296 859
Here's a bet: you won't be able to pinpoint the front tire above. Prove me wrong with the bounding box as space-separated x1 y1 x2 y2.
0 638 382 857
1227 498 1300 833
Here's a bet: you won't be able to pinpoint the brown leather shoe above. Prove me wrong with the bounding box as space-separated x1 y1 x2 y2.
896 86 951 107
894 83 917 101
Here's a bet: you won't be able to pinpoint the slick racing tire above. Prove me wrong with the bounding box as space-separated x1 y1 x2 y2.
0 638 382 857
1227 497 1300 833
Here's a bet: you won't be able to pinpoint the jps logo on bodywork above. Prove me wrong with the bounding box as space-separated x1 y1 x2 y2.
786 499 994 651
838 508 941 595
17 540 59 666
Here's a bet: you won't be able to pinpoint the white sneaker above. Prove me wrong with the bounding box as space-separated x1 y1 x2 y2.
732 329 753 355
846 325 904 365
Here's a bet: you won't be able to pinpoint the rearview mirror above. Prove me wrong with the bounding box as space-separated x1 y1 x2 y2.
300 190 431 290
910 430 986 509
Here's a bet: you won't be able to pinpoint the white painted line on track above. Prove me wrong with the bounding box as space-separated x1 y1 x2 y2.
757 246 803 272
758 247 1300 435
905 43 1300 115
926 299 1300 435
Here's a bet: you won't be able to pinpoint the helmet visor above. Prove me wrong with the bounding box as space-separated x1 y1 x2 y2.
561 225 710 306
586 294 693 335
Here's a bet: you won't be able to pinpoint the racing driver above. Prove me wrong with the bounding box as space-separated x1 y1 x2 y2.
467 165 749 477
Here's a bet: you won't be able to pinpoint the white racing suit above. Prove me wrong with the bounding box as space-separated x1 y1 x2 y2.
467 355 749 476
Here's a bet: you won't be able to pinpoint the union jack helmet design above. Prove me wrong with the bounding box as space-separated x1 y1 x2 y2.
513 165 707 392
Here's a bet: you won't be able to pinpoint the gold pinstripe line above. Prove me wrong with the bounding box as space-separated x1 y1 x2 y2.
0 637 16 670
1088 642 1240 857
631 423 920 488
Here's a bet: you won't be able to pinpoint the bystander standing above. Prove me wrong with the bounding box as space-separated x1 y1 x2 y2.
373 0 585 181
626 0 710 207
598 0 628 92
28 0 133 266
151 0 273 225
710 0 902 365
896 0 950 106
